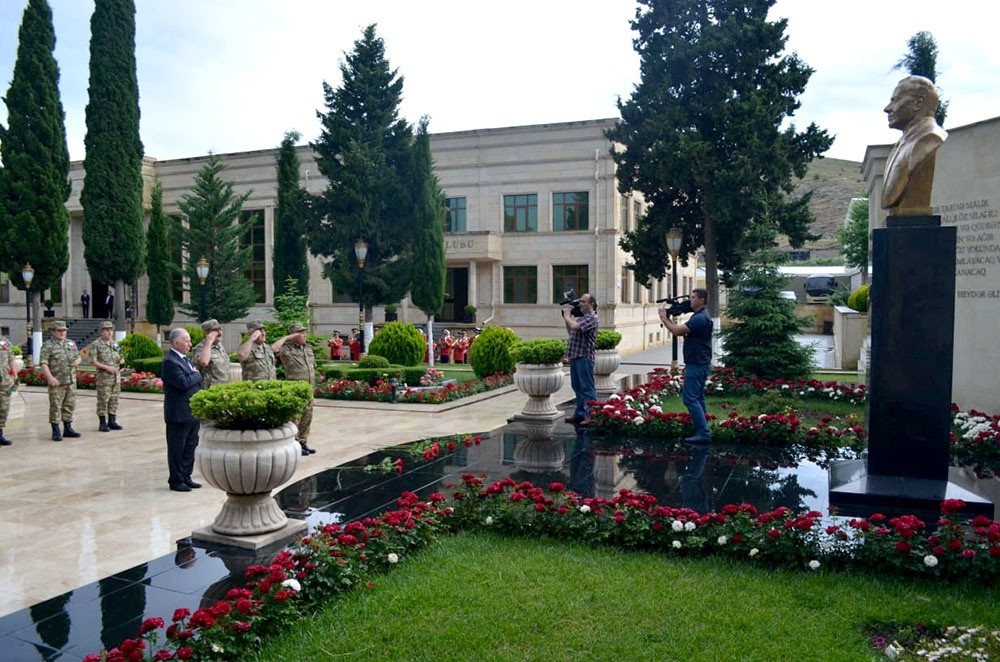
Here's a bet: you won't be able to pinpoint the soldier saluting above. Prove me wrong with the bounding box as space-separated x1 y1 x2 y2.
191 319 230 389
88 320 124 432
39 320 82 441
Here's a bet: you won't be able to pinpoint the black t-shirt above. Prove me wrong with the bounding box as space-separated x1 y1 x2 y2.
683 308 713 366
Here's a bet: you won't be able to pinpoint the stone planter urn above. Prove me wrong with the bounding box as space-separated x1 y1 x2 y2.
11 355 25 376
196 421 301 536
513 362 564 419
594 348 621 396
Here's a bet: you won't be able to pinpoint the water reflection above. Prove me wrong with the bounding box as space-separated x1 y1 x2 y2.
569 429 595 498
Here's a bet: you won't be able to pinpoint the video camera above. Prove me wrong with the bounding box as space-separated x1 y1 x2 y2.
560 288 583 317
657 295 693 317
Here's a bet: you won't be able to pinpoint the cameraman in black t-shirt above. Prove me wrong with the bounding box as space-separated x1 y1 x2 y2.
659 288 713 444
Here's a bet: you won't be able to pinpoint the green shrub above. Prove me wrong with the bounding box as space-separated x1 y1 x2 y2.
367 321 425 366
131 356 164 377
10 344 21 356
185 325 205 347
357 354 391 369
745 389 799 416
189 380 312 430
847 284 870 313
120 333 162 368
324 366 350 380
469 326 519 378
596 329 622 350
509 338 567 364
348 367 404 385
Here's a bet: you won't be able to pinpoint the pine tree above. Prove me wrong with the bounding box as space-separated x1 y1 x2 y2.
145 180 174 335
176 156 258 323
80 0 145 330
607 0 831 316
0 0 71 329
893 31 948 126
273 131 309 296
307 24 414 324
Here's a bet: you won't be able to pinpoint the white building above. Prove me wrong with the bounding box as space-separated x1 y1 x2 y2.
0 118 696 355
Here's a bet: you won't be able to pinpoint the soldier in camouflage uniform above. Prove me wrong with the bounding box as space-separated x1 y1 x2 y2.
192 319 230 389
272 322 316 456
0 334 18 446
88 320 124 432
238 320 276 381
39 320 82 441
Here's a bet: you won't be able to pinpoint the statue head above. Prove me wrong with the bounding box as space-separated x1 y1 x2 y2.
884 75 938 132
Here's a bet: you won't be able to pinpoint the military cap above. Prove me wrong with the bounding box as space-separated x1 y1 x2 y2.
201 319 222 332
52 320 68 331
246 319 265 331
100 320 114 330
289 323 307 334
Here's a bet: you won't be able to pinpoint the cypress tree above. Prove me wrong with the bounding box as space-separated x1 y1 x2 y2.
145 180 174 335
176 156 257 323
0 0 71 330
80 0 145 331
273 131 309 296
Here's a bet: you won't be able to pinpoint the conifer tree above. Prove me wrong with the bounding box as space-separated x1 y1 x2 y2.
307 24 414 326
80 0 145 331
176 156 257 323
273 131 309 296
893 31 948 126
608 0 831 316
145 180 174 336
0 0 71 336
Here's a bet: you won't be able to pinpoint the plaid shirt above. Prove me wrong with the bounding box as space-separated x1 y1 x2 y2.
566 310 598 362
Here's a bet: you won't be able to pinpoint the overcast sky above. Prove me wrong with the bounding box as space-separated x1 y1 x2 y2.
1 0 998 164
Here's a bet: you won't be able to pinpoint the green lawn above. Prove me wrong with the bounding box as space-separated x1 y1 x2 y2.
253 532 1000 661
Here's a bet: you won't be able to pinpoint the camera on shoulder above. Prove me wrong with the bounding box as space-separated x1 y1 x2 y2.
560 288 583 317
656 295 693 317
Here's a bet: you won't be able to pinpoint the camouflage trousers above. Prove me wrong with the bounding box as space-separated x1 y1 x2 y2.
295 400 313 443
48 383 76 424
0 390 9 428
95 373 120 416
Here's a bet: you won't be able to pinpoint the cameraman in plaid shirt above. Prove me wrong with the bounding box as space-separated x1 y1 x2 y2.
562 293 598 426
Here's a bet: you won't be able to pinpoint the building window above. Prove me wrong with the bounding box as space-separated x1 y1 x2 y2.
503 194 537 232
620 266 630 304
552 265 589 303
445 197 467 232
620 195 630 232
241 209 266 303
503 266 537 303
553 192 589 231
0 272 8 304
633 200 642 227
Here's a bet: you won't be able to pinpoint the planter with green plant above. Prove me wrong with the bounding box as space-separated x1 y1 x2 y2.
190 380 312 537
43 299 55 317
384 303 398 322
595 329 623 395
509 338 567 419
464 304 477 323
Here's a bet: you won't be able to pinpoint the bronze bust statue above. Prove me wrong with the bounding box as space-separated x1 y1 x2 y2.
881 75 948 216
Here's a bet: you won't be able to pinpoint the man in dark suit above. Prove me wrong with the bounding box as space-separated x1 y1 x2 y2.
161 328 203 492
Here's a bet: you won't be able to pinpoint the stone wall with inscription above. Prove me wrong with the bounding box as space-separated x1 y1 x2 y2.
930 116 1000 411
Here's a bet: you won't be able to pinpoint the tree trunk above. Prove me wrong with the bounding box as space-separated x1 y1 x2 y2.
426 315 435 367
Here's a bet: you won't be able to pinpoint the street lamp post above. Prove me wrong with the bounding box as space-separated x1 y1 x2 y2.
354 239 368 355
196 257 210 322
666 228 683 372
21 263 34 362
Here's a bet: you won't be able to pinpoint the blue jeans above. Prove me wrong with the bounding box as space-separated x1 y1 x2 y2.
570 357 596 420
682 363 711 439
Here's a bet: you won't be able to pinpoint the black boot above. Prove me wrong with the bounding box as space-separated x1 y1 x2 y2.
108 414 123 431
99 416 110 432
51 423 63 441
0 429 11 446
62 421 81 438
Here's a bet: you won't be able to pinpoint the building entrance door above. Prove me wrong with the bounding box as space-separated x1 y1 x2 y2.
442 268 468 322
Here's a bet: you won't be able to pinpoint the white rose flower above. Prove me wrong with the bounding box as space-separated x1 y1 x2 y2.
633 416 645 425
609 393 620 401
387 553 399 564
808 560 820 570
485 515 494 525
684 521 696 532
884 643 901 659
672 520 685 532
672 540 682 549
280 578 301 592
649 405 662 414
749 548 759 557
579 504 592 514
717 535 728 545
923 554 938 568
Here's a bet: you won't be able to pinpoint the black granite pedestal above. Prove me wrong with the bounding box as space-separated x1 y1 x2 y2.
829 215 993 518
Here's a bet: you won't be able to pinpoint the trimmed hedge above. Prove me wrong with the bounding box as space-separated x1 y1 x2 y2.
469 326 518 378
366 321 425 366
189 380 312 430
131 356 165 377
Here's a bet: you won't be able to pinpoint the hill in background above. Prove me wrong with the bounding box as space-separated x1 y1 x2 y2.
783 157 866 259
